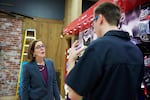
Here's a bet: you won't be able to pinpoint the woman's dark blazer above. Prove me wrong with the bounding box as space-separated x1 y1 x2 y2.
21 59 60 100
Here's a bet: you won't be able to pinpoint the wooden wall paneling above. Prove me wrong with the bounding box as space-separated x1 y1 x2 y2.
23 18 36 30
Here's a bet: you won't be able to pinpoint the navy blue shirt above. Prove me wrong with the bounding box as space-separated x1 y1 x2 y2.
66 30 144 100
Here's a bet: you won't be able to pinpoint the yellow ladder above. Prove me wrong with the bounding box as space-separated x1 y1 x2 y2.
15 29 36 100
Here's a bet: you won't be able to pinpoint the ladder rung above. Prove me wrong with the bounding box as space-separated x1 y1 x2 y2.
24 53 28 55
26 29 36 32
25 44 29 47
26 36 36 39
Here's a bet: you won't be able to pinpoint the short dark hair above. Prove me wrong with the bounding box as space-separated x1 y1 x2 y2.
27 39 41 61
95 2 121 26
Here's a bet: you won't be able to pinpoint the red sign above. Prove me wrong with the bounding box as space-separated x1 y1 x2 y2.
63 0 149 35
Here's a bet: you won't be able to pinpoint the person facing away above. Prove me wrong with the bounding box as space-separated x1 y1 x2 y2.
21 39 60 100
65 2 144 100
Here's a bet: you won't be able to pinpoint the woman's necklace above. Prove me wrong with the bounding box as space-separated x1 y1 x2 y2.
37 61 45 72
38 65 45 71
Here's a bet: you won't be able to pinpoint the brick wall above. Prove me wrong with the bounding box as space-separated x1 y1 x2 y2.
0 18 23 96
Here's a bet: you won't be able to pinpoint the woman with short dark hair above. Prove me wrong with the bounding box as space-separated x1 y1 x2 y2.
21 39 60 100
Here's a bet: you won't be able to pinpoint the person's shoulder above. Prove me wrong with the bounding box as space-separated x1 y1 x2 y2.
44 58 55 69
24 61 30 66
22 61 34 71
23 61 35 67
86 37 112 54
44 58 54 66
89 37 108 48
45 58 53 62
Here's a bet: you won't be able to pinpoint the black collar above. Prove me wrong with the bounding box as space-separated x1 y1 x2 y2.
104 30 130 40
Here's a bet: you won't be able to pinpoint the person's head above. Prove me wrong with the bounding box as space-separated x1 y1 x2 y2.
28 39 46 61
93 2 121 37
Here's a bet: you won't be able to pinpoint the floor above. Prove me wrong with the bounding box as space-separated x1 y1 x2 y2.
0 95 65 100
